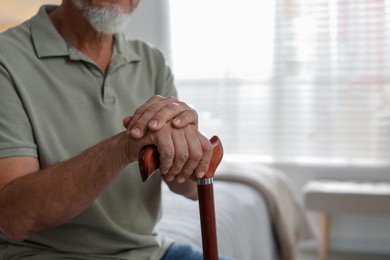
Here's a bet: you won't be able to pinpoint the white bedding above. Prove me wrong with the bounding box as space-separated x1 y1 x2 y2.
156 181 277 260
156 162 314 260
214 162 315 260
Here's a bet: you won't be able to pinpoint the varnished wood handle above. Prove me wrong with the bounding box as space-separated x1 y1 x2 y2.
138 136 223 182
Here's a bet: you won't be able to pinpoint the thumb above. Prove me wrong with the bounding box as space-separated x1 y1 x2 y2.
123 116 133 129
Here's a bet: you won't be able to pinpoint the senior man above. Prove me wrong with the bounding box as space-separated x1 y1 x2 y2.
0 1 231 259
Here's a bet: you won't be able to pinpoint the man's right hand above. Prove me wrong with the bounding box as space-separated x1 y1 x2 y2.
125 118 213 184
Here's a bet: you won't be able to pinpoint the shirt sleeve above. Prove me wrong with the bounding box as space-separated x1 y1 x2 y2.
0 64 37 158
152 48 178 98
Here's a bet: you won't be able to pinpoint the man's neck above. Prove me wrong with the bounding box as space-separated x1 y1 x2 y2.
49 3 113 73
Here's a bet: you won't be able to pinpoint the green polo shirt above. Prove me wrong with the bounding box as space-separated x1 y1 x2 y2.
0 5 177 260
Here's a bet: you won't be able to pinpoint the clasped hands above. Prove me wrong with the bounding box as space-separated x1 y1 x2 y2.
123 96 213 184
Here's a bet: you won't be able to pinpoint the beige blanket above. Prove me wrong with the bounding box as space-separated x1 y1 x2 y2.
214 161 315 260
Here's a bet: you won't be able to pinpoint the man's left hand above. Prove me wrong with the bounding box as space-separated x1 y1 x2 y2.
123 96 198 139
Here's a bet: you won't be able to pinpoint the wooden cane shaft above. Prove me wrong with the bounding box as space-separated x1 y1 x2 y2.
198 183 218 260
139 136 223 260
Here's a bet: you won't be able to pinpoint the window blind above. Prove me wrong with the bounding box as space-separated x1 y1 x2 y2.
168 0 390 165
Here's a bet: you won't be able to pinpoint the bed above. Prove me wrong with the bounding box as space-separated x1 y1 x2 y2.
156 161 314 260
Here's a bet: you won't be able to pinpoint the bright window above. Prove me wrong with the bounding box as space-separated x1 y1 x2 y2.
169 0 390 166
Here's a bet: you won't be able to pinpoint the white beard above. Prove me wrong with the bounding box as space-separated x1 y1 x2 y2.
72 0 131 34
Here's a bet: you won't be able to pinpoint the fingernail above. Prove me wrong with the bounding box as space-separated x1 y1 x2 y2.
196 171 205 178
149 120 158 128
131 128 141 136
173 118 181 125
166 176 174 182
177 178 185 183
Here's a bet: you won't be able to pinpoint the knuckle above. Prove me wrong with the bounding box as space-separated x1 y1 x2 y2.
190 109 199 120
150 95 164 102
164 173 175 182
198 164 209 174
159 166 170 175
168 166 180 175
201 137 213 151
198 157 210 170
166 96 178 103
134 105 147 116
146 102 161 113
162 150 175 162
167 102 180 111
181 168 193 177
204 142 213 155
177 152 189 164
196 164 207 173
192 150 203 162
134 115 149 126
181 109 198 124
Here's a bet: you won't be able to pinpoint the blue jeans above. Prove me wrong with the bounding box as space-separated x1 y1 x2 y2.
161 242 235 260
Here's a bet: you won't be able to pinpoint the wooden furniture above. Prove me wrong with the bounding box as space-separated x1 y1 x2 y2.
303 180 390 260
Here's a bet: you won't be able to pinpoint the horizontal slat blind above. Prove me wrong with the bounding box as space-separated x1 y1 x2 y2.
169 0 390 165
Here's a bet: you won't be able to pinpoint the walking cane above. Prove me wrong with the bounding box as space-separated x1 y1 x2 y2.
139 136 223 260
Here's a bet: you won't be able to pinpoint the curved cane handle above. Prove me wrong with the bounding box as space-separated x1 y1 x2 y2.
203 136 223 179
138 136 223 182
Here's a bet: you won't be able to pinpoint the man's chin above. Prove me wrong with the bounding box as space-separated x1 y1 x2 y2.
89 19 129 34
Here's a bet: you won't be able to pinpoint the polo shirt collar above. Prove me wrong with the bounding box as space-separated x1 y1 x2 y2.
31 5 141 63
114 33 141 63
31 5 69 58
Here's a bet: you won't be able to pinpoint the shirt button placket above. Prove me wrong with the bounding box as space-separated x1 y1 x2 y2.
103 79 115 104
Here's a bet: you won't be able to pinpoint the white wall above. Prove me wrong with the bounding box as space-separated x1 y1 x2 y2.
124 0 390 255
124 0 172 64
